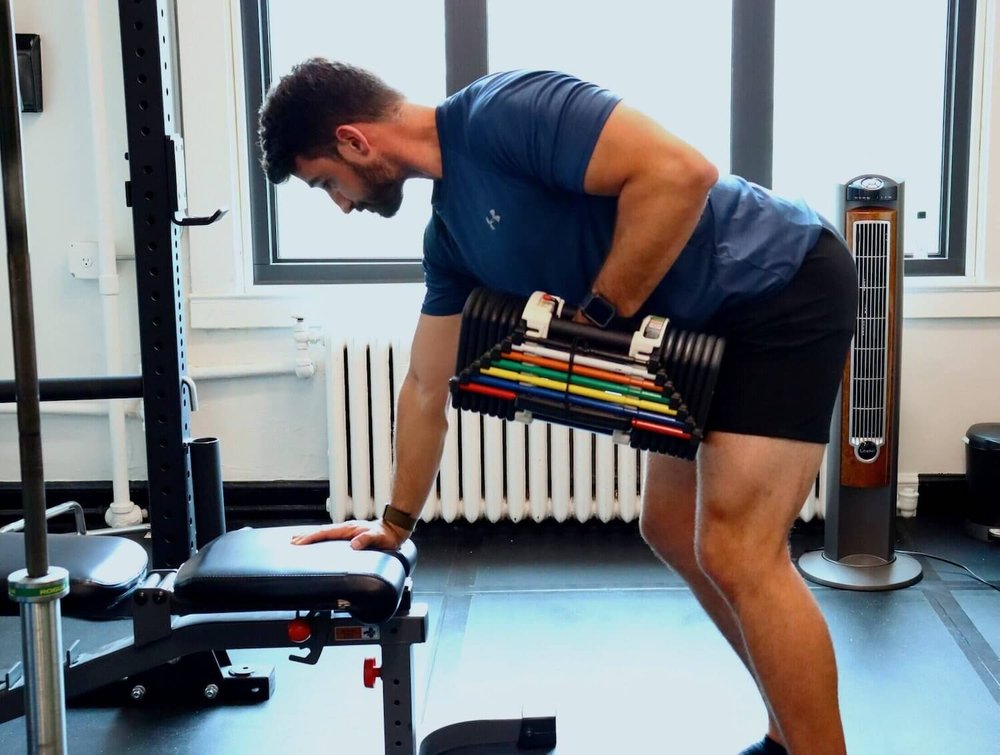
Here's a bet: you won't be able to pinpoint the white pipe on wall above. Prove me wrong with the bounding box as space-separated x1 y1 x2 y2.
83 0 142 527
187 321 319 381
189 361 314 381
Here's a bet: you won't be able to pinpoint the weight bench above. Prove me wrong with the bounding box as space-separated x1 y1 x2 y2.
1 526 556 754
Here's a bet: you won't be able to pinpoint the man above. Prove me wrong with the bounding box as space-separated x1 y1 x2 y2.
259 60 857 755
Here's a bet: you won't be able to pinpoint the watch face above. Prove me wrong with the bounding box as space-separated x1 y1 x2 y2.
583 294 616 326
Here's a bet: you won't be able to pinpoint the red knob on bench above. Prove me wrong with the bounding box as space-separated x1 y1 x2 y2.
287 619 311 644
363 657 381 688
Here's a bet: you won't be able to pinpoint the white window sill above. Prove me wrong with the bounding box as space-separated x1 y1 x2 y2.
189 282 428 333
902 283 1000 318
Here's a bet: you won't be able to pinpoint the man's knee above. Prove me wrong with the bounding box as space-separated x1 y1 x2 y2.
639 454 698 568
637 508 663 546
694 510 790 599
638 509 668 554
639 506 697 572
694 524 740 594
695 512 774 595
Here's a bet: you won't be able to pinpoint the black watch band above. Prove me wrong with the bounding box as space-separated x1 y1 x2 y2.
579 291 617 328
382 504 418 534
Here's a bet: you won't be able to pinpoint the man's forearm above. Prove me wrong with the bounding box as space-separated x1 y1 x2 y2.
591 168 716 318
388 374 449 517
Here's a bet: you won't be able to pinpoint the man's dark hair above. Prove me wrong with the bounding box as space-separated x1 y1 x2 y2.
257 59 403 184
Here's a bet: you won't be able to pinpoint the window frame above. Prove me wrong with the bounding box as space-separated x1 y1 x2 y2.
241 0 977 285
905 0 977 276
243 0 488 285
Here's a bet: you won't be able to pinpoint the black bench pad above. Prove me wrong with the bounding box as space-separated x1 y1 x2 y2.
172 526 418 623
0 533 148 618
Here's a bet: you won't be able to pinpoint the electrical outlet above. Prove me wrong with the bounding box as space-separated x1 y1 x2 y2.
69 242 99 279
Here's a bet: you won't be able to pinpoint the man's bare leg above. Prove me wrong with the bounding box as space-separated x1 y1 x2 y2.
695 432 845 755
639 453 784 747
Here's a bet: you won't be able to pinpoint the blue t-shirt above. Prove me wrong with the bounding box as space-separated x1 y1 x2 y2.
422 70 827 330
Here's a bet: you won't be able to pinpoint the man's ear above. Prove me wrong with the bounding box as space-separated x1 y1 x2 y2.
334 125 371 160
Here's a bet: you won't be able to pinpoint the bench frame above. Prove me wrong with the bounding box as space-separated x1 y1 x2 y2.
1 575 555 754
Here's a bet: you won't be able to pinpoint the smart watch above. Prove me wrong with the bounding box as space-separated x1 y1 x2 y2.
578 291 617 328
382 504 418 535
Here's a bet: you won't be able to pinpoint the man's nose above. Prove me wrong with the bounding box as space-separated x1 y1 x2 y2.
331 191 353 214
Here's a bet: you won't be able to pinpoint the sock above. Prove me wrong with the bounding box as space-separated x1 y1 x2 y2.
737 734 788 755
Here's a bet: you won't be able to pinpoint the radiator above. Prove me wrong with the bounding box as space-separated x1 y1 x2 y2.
326 339 826 524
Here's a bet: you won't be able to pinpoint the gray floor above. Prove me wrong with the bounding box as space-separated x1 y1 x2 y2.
0 515 998 754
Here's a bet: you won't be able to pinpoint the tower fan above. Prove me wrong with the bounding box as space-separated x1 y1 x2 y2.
798 175 923 590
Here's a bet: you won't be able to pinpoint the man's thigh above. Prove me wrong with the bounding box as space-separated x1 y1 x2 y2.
696 431 825 552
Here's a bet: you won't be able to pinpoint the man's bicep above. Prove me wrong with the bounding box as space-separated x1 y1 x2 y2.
583 104 718 197
407 313 462 394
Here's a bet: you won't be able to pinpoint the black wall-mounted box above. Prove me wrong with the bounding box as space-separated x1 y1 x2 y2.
16 33 42 113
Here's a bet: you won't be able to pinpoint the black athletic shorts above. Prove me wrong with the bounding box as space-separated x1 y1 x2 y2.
702 229 859 443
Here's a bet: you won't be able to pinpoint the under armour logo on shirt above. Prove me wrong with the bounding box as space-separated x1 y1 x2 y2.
486 209 501 230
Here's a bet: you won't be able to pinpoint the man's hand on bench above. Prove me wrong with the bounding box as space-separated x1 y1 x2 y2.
290 519 410 551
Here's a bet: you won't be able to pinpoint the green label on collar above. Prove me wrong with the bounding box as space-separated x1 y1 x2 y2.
8 576 69 602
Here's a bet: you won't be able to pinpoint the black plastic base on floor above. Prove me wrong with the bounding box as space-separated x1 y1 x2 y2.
965 519 1000 543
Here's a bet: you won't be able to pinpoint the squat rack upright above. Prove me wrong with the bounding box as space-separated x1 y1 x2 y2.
117 0 228 570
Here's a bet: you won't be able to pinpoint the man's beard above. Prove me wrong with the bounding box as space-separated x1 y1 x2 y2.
353 160 404 218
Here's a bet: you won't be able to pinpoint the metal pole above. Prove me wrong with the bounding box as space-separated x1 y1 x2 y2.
1 0 45 575
0 1 69 752
190 437 227 548
0 374 144 403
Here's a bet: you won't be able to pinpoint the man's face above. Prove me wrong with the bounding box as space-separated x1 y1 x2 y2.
294 152 405 218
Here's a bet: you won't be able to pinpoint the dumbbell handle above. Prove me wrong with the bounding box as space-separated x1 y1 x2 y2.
547 310 636 352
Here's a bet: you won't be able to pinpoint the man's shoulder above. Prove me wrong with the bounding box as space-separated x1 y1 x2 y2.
447 70 585 113
461 69 568 94
438 71 557 158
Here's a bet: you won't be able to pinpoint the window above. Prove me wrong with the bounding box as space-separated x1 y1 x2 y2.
242 0 444 283
241 0 980 284
487 1 732 171
772 0 976 275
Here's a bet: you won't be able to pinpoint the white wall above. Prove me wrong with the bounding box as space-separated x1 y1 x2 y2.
900 321 1000 472
0 0 998 495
